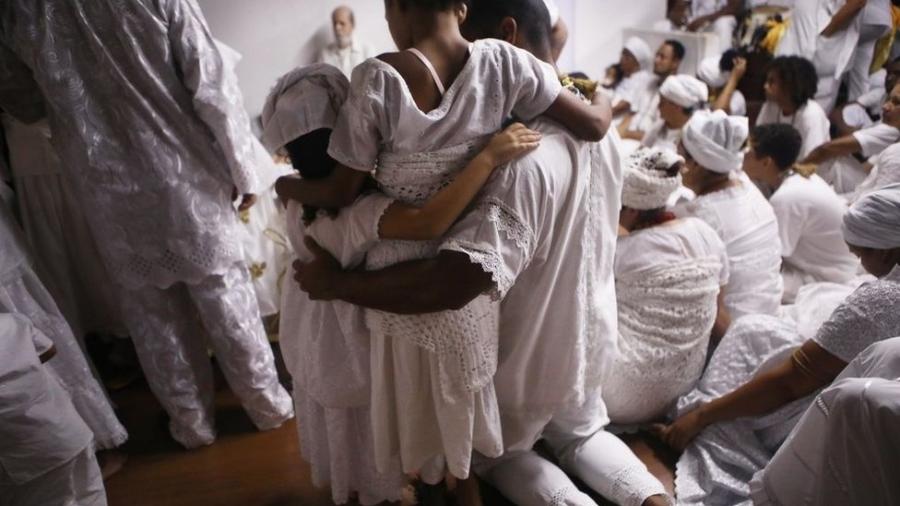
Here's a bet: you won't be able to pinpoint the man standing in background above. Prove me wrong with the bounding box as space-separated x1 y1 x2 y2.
318 6 374 78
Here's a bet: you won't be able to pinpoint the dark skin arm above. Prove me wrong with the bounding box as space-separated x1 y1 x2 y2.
294 237 494 314
274 164 368 210
709 289 731 348
653 340 847 450
801 135 863 165
544 87 613 142
39 344 57 363
821 0 867 37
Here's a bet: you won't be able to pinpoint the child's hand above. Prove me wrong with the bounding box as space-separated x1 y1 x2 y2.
481 123 542 168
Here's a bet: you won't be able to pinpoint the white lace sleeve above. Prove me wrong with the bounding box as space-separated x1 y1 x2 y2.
326 60 388 172
164 0 259 194
440 166 542 299
813 278 900 363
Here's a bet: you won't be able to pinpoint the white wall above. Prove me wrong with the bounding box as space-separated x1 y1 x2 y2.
197 0 667 118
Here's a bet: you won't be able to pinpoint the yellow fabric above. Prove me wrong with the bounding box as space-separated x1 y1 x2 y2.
760 18 788 55
871 6 900 74
560 74 599 101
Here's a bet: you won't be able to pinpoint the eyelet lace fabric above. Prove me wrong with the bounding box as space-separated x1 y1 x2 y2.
365 139 503 479
605 257 722 424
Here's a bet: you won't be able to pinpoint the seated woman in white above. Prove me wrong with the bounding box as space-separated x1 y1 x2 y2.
752 337 900 506
744 123 859 302
655 184 900 505
756 55 831 159
641 74 708 154
803 82 900 195
612 37 657 123
675 110 784 318
697 52 747 116
605 147 730 425
850 140 900 203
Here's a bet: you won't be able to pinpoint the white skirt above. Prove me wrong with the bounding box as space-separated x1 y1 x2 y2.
294 386 406 505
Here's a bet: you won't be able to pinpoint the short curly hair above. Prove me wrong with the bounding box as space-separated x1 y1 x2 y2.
767 56 818 108
751 123 802 171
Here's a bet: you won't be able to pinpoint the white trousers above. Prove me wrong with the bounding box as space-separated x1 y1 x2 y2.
0 447 107 506
473 395 669 506
120 262 293 448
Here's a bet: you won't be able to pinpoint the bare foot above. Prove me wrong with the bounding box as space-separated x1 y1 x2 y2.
97 450 128 480
642 494 672 506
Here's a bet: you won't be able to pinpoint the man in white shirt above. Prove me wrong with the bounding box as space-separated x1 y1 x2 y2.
805 82 900 195
744 123 859 302
621 39 686 145
317 6 374 79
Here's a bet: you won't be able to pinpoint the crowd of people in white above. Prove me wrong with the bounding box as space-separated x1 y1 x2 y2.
1 0 900 505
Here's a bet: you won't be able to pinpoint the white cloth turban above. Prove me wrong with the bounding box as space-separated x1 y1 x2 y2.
697 56 727 88
660 75 709 109
622 147 685 210
624 36 653 71
681 109 748 174
842 183 900 250
260 63 349 154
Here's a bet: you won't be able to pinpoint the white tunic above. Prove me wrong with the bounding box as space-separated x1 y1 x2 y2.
641 120 683 153
606 218 729 424
771 174 859 298
819 122 900 195
673 175 784 318
0 0 261 289
756 99 831 159
318 38 375 80
441 121 624 452
326 39 562 480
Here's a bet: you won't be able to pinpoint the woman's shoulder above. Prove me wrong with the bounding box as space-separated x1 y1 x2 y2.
347 56 405 95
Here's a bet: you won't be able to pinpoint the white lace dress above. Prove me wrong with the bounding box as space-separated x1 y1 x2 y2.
326 39 562 480
673 267 900 505
606 218 729 425
673 174 783 319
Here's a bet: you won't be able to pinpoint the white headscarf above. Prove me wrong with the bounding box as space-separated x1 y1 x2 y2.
260 63 349 154
622 147 684 210
842 183 900 250
624 36 653 71
660 75 709 109
697 56 727 88
681 109 748 174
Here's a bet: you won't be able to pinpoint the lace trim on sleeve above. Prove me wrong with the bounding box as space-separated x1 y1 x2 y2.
442 239 513 300
481 196 536 254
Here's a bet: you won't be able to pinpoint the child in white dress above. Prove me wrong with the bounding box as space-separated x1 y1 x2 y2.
275 0 613 486
263 63 542 503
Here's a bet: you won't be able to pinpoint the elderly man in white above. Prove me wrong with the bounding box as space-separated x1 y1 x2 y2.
318 5 374 79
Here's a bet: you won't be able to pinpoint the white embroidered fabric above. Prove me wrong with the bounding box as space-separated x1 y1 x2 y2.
672 274 900 505
364 140 503 480
0 0 262 290
606 257 722 424
293 387 406 506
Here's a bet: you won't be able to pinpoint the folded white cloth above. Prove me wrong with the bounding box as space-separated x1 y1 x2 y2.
660 75 709 109
682 110 748 173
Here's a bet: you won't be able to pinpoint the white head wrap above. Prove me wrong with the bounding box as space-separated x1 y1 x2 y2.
681 109 748 174
622 147 685 210
697 56 728 88
624 36 653 71
842 183 900 250
660 75 709 109
260 63 349 154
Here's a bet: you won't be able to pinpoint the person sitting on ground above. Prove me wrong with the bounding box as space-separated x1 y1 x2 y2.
744 124 859 302
674 110 783 319
655 183 900 505
803 81 900 195
611 36 656 121
755 55 831 159
698 50 747 116
830 57 900 136
642 74 709 153
620 39 686 144
751 336 900 506
604 147 730 425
